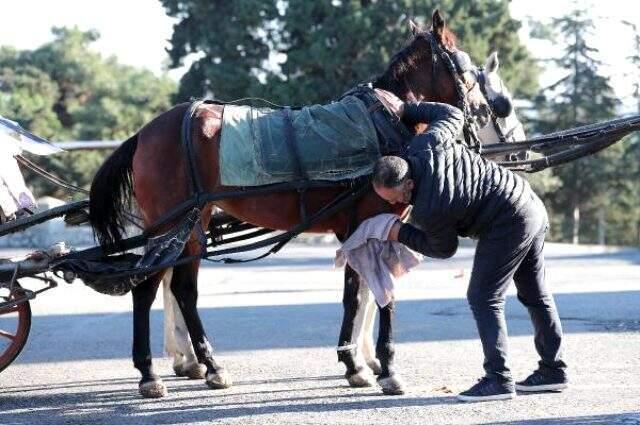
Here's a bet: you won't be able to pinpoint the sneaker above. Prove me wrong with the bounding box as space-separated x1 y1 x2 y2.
457 377 516 402
516 369 568 392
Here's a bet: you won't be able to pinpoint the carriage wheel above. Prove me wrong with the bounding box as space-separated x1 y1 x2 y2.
0 285 32 373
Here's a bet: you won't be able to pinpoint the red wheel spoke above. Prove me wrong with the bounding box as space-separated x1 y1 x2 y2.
0 329 16 341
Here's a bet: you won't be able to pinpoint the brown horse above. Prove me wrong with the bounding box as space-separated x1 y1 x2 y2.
89 11 492 398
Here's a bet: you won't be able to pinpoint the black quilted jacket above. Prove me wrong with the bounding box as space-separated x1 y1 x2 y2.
397 102 534 259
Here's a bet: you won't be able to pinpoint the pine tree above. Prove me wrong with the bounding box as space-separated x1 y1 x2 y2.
533 8 621 244
609 21 640 245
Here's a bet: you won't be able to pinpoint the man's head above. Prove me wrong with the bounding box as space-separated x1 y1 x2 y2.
372 156 414 205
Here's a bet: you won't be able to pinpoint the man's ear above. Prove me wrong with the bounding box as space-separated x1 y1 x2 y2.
406 179 415 191
409 19 420 36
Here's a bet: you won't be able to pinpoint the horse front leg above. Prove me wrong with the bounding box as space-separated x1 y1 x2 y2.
170 249 232 390
337 265 376 387
376 300 405 395
132 273 166 398
162 268 205 379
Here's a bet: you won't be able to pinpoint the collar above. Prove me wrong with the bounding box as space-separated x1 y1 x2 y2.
406 155 423 205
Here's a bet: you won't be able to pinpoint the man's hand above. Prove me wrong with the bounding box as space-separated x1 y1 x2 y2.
388 220 402 242
374 88 405 118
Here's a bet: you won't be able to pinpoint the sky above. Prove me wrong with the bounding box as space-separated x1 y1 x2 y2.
0 0 638 113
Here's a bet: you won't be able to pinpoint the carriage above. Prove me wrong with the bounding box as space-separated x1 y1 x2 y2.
1 11 640 397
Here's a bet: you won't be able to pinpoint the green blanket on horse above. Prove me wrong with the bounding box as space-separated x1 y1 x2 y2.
219 95 380 186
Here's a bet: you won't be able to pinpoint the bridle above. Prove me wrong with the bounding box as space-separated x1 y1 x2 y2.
417 31 485 151
475 67 525 145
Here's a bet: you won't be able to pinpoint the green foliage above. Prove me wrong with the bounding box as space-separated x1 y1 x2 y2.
531 8 634 245
0 27 176 198
161 0 539 104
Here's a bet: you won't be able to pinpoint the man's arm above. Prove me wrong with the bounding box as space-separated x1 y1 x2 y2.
391 221 458 259
403 102 464 154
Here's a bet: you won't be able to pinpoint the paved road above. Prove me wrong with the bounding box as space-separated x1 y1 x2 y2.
1 242 639 424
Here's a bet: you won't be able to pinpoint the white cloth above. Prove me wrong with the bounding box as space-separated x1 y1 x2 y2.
335 213 423 307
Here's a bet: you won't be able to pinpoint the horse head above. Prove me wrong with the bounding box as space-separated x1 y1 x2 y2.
373 10 532 152
374 10 492 146
476 51 527 146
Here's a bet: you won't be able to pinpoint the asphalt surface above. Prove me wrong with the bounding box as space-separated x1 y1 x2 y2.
1 242 639 424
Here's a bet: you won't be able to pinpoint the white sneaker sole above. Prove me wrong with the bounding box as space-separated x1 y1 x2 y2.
516 383 568 392
457 392 516 402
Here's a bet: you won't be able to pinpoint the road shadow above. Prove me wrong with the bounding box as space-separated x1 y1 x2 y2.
2 289 638 364
489 412 640 424
0 374 457 425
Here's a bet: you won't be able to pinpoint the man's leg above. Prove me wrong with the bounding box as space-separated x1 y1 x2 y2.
466 234 531 381
458 228 532 402
513 229 567 391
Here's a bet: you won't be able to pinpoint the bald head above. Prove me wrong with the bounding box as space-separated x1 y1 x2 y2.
372 156 414 205
373 156 410 188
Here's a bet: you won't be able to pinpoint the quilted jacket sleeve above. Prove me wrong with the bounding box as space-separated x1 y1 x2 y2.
397 221 459 259
403 102 464 154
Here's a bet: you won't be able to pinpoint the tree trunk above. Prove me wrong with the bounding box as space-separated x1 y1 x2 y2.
597 208 606 246
572 204 580 244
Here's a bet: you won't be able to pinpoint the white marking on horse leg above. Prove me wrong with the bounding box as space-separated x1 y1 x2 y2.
163 268 199 376
346 368 375 387
139 379 168 398
378 375 406 395
163 269 178 358
351 282 370 370
206 369 233 389
362 295 382 375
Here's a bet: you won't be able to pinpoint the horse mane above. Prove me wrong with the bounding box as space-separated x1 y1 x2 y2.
373 27 458 93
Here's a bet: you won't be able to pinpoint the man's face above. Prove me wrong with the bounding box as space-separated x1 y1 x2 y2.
374 179 414 205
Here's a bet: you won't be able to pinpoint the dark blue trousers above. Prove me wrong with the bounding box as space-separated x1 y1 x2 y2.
467 194 566 382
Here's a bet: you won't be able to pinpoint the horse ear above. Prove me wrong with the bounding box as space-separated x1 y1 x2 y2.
409 19 420 36
485 51 499 73
432 9 446 41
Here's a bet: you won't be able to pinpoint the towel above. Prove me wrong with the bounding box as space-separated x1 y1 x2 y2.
335 213 423 307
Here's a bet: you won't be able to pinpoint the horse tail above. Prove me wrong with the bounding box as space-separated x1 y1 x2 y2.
89 133 138 249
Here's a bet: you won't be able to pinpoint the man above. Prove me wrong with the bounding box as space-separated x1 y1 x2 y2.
372 89 567 402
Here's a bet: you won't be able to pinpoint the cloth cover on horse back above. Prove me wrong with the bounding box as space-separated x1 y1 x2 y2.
219 95 380 186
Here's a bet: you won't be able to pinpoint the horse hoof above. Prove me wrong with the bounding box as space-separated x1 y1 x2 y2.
174 361 206 379
139 380 168 398
346 369 375 388
367 359 383 376
378 375 405 395
206 369 233 389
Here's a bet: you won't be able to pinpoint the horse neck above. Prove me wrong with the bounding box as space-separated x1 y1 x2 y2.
373 77 411 101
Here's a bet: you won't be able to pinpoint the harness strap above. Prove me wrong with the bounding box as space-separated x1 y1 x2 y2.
282 106 309 220
181 100 206 203
427 33 483 152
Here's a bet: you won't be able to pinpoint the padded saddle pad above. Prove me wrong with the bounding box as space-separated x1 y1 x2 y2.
219 95 380 186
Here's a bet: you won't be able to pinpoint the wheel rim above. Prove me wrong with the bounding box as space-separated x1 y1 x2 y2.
0 286 31 373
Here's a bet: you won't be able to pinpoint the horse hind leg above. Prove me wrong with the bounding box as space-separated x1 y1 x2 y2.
132 273 167 398
162 268 205 379
170 247 232 389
